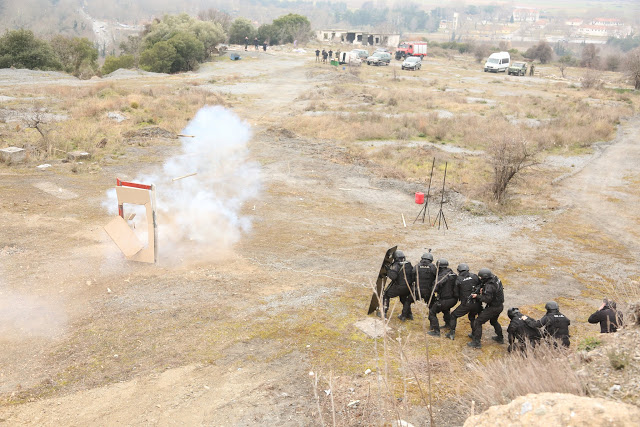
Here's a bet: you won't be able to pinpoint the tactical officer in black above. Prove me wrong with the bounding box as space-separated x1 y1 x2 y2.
506 307 541 353
383 250 415 321
468 268 504 348
588 299 623 333
414 253 436 303
445 264 481 341
427 259 457 336
525 301 570 347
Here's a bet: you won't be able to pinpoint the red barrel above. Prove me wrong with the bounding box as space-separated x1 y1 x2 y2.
415 192 424 204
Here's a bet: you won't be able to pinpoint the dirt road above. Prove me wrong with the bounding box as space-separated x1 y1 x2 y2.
1 52 639 425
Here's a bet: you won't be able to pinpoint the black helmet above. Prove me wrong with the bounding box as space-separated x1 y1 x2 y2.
421 252 433 262
457 263 469 273
394 250 405 262
478 268 492 280
507 307 520 320
545 301 559 311
437 258 449 268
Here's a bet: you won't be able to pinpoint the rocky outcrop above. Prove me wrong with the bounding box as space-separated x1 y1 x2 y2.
464 392 640 427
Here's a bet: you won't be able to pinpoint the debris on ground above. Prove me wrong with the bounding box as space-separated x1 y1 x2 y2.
123 126 177 141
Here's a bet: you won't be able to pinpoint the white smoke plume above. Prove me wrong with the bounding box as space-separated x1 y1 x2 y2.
105 105 261 258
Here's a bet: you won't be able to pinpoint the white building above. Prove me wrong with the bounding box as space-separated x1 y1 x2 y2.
591 18 623 27
316 30 400 47
512 8 539 23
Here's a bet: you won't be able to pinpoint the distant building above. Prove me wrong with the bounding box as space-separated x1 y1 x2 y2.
533 19 548 29
565 18 583 27
439 12 459 31
591 18 623 26
316 30 400 47
577 25 609 37
512 8 539 23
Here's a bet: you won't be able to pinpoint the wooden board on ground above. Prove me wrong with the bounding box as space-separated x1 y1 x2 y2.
104 216 144 257
367 246 397 315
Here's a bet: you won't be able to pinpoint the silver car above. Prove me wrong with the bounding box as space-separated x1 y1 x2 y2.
401 56 421 70
366 51 391 66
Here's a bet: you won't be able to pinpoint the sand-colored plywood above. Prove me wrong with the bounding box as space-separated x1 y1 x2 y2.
104 184 158 264
116 186 151 205
104 216 144 257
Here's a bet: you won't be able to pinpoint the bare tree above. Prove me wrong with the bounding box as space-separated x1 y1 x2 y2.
474 43 491 63
488 133 538 203
557 55 575 78
22 105 52 158
581 43 600 69
198 8 232 33
624 47 640 90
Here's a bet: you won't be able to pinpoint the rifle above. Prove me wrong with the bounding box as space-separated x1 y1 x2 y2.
466 282 484 305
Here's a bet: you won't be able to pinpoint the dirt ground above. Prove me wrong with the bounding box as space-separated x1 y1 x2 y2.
0 50 639 425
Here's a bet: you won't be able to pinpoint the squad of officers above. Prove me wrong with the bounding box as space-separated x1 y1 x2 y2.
382 250 622 351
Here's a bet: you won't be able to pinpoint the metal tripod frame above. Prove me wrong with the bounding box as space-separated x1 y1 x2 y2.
433 162 449 230
413 157 436 224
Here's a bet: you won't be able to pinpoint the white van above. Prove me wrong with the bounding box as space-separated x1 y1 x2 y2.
339 51 361 65
484 52 510 73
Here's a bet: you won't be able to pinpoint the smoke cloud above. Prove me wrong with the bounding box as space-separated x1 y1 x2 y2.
105 105 261 258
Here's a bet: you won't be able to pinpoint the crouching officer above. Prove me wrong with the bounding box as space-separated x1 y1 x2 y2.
427 259 457 336
445 264 481 340
468 268 504 348
506 307 541 352
525 301 570 347
588 299 623 333
415 253 436 303
383 250 415 321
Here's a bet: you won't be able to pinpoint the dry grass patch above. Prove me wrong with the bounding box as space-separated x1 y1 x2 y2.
0 81 228 160
464 343 585 410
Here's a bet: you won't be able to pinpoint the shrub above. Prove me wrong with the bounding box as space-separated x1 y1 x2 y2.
578 336 602 351
607 349 630 370
102 55 135 75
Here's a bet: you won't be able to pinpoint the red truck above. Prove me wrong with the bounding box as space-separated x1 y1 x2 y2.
395 41 428 60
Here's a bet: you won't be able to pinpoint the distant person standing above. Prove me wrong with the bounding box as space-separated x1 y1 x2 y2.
322 49 327 64
328 49 333 60
254 37 259 50
315 49 320 62
529 63 535 76
244 36 249 51
263 41 267 51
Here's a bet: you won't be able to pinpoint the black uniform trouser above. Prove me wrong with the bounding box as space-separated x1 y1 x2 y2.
428 298 457 331
508 335 540 353
449 302 482 332
548 335 570 348
383 285 412 317
472 304 503 341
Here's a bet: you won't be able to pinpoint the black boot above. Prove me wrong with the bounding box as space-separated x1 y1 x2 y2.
445 330 455 340
428 330 441 337
467 340 481 348
492 336 504 344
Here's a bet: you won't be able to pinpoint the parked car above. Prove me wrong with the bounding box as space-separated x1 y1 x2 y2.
484 51 510 72
351 49 369 61
508 61 527 76
366 51 391 66
401 56 421 70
